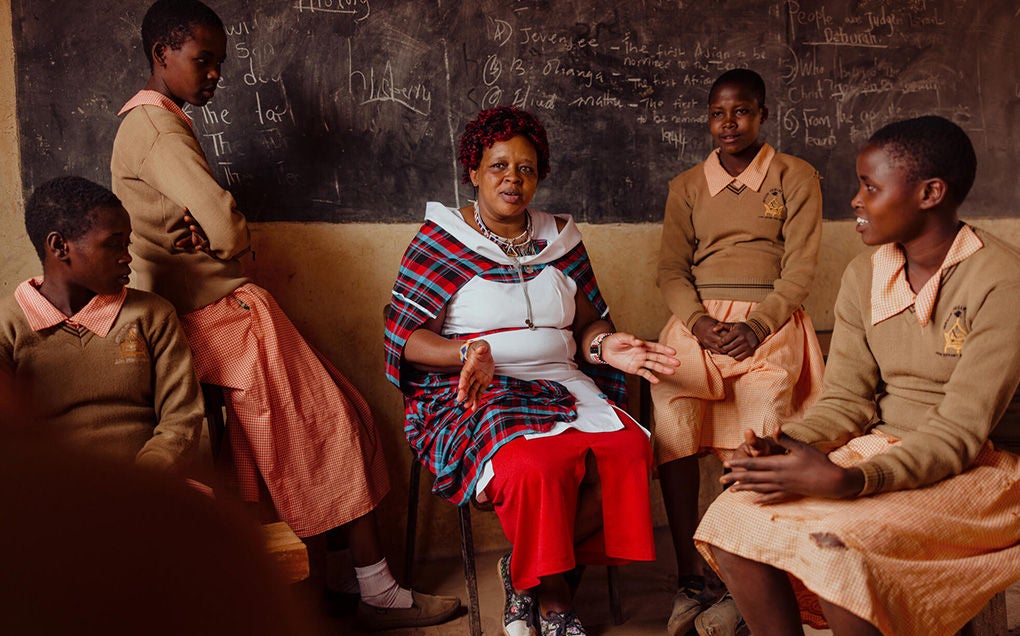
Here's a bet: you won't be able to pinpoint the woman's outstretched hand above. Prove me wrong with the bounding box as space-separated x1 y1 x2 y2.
456 339 495 412
600 332 680 384
721 428 865 504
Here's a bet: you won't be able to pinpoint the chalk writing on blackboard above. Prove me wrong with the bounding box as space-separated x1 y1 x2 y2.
12 0 1019 223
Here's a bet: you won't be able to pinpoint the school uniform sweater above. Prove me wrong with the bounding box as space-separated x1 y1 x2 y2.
783 226 1020 495
658 144 822 341
111 98 250 313
0 284 203 472
112 92 388 537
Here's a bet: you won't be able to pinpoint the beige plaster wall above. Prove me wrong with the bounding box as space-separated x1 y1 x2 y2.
1 0 36 294
4 3 1020 561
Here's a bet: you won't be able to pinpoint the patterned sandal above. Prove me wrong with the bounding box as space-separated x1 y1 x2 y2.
539 609 586 636
499 552 537 636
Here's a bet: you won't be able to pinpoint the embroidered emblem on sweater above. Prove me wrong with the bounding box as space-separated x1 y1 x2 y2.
762 188 786 220
941 308 968 356
114 323 148 364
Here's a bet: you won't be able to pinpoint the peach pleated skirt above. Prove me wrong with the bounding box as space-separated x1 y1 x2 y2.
651 300 825 464
182 283 389 537
694 432 1020 635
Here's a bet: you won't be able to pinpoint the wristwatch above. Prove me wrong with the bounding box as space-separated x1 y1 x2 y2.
589 332 613 365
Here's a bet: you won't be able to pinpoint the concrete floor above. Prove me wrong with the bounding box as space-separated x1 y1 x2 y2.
326 527 1020 635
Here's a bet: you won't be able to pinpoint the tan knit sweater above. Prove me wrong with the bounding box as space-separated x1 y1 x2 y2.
658 147 822 340
0 289 203 472
111 104 250 313
783 227 1020 495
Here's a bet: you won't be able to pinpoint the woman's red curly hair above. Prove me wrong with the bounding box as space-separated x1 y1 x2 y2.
457 107 550 184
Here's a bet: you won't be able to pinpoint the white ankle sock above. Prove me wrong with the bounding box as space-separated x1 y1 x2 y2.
355 558 413 609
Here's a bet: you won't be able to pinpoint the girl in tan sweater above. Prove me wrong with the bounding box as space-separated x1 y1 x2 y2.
652 68 826 636
696 116 1020 635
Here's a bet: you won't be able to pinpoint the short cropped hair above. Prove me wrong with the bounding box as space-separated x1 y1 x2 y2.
24 177 122 262
868 116 977 206
457 107 551 184
142 0 224 71
709 68 767 107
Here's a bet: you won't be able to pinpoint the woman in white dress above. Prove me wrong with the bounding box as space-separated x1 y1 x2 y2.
384 107 679 636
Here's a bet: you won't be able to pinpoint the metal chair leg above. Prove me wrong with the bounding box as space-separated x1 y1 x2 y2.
403 460 421 588
406 459 627 632
607 564 623 624
458 505 482 636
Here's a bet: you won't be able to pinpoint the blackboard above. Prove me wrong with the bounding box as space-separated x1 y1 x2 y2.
13 0 1020 223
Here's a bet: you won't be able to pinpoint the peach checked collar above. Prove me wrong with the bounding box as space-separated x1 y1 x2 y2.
870 224 982 327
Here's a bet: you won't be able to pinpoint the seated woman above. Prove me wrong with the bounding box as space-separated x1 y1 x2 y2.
384 106 679 636
693 116 1020 635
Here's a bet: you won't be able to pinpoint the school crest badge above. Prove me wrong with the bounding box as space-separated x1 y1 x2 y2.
941 307 969 356
115 323 148 365
762 188 786 220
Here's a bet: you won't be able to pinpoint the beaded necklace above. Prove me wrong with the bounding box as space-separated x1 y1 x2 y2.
473 201 536 257
473 201 537 329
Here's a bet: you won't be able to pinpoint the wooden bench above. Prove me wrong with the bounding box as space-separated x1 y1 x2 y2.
261 521 309 584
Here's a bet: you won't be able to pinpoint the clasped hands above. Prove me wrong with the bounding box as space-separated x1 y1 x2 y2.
455 333 681 412
692 316 759 360
722 428 865 504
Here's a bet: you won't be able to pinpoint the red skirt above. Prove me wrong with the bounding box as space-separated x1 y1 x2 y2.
486 412 656 589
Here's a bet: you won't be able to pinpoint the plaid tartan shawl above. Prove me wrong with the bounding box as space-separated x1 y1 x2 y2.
384 211 627 505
